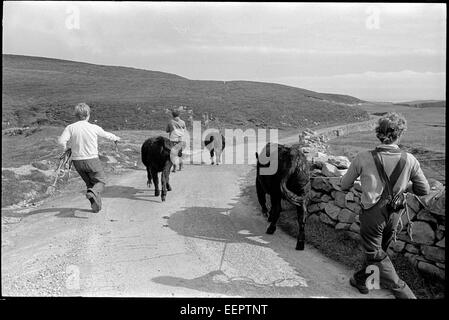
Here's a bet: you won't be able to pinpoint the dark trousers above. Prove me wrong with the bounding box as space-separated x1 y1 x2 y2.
358 202 416 299
72 158 106 197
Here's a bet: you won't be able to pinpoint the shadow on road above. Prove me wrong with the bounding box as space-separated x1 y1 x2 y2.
102 185 162 203
1 184 163 219
2 207 91 219
152 269 312 297
158 207 318 297
165 169 272 247
167 205 269 247
152 172 323 297
151 169 369 298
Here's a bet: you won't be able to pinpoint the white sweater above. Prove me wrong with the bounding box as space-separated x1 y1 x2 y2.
58 120 120 160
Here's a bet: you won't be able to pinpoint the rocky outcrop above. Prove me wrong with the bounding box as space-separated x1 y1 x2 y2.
299 129 446 280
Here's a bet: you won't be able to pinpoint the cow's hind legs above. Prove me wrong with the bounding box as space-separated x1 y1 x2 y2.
151 168 160 197
295 202 307 250
160 162 171 202
146 166 152 187
166 170 172 192
256 178 268 215
210 149 215 165
266 199 281 234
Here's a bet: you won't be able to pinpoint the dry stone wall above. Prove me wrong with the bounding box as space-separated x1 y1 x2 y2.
313 117 378 142
299 129 445 280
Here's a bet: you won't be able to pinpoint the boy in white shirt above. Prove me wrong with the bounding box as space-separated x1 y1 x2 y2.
58 103 120 213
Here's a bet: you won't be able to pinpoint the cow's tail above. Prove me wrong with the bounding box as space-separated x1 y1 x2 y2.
280 147 310 207
204 135 214 147
255 152 260 176
221 134 226 151
141 147 147 167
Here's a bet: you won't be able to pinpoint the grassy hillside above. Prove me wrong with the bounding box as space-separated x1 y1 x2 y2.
2 54 368 130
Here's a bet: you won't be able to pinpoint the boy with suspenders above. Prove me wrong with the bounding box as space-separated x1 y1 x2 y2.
341 113 430 299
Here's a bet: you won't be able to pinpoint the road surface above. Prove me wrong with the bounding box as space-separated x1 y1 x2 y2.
1 136 392 298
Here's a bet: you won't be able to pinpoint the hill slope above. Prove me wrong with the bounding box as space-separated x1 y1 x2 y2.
2 54 368 130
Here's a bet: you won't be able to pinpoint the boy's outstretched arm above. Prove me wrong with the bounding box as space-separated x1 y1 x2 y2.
340 155 360 191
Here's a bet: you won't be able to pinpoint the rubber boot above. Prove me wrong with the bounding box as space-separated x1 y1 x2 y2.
86 188 101 213
350 268 370 294
374 256 417 299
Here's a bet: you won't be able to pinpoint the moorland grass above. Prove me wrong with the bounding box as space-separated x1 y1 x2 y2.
2 54 368 131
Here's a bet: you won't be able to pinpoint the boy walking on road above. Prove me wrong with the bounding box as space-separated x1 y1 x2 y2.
341 112 430 299
166 109 186 172
58 103 120 213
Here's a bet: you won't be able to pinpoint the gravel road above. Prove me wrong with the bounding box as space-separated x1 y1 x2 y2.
1 134 392 298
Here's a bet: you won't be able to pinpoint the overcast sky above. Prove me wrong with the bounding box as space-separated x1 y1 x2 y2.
3 2 446 102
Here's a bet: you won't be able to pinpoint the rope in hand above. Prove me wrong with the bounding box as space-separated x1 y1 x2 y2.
394 193 414 242
399 191 441 242
397 191 442 242
406 202 414 242
50 148 72 188
49 140 119 191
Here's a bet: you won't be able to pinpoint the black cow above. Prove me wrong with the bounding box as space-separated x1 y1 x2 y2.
204 133 226 165
255 143 310 250
141 136 178 202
